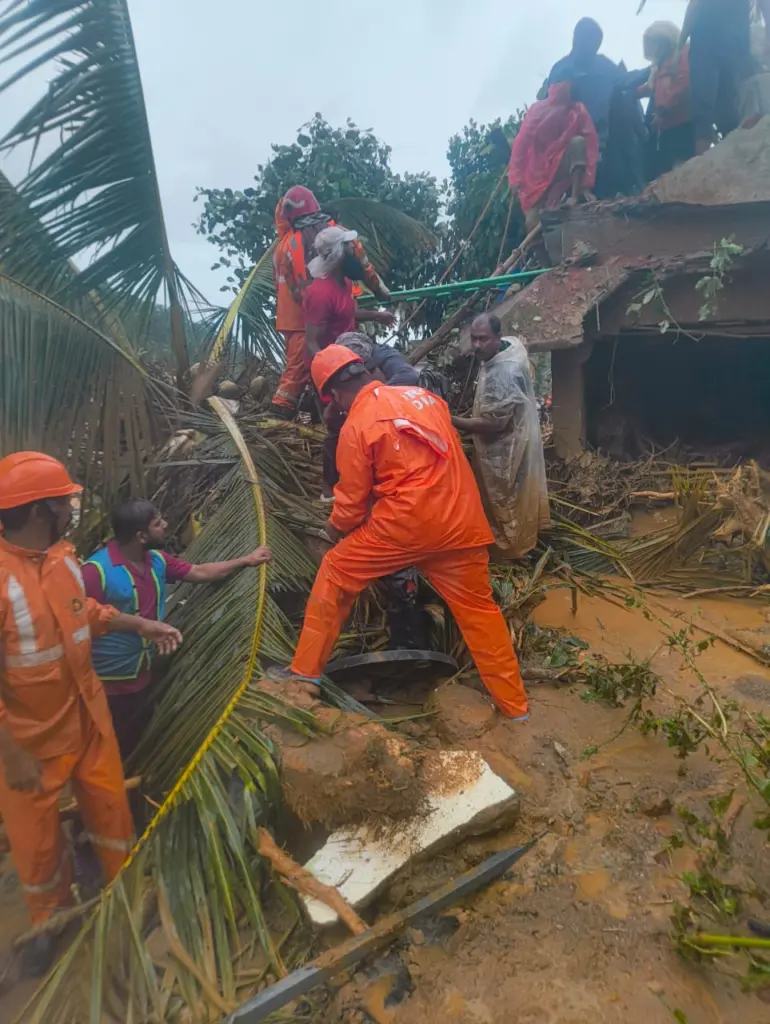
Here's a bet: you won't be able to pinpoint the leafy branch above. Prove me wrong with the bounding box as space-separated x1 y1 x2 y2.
695 239 744 322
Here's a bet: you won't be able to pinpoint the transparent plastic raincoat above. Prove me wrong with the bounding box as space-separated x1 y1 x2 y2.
472 339 550 558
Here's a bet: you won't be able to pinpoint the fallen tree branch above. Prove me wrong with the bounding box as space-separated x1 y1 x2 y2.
257 828 367 936
406 224 542 366
630 491 676 501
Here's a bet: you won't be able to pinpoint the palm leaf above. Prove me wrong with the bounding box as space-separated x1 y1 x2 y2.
208 243 284 367
0 273 161 524
333 196 437 279
0 0 190 381
17 399 366 1022
0 169 136 351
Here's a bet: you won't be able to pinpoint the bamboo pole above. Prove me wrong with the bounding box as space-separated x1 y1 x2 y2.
406 223 543 366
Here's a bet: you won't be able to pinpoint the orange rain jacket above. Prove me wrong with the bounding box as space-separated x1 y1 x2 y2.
0 535 118 758
291 382 529 718
0 535 136 923
330 382 494 551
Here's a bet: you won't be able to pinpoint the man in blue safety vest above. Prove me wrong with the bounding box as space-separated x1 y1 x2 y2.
83 499 271 760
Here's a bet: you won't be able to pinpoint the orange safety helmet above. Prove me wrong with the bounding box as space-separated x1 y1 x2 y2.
311 347 364 397
0 452 82 510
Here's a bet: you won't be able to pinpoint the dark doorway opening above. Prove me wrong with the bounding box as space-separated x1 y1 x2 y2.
585 333 770 463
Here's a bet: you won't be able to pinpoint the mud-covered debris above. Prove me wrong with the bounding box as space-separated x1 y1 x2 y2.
428 683 497 743
636 787 673 819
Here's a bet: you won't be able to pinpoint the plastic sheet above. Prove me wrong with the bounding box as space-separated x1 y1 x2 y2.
472 339 550 558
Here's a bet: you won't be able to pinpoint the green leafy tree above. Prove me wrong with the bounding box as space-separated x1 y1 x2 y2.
444 114 526 283
195 114 442 293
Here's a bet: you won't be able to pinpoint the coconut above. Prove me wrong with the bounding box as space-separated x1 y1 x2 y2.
217 380 240 399
249 375 268 401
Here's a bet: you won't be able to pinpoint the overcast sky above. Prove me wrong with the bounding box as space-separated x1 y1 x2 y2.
2 0 685 301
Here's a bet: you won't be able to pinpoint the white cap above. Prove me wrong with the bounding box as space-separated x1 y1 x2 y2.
308 225 359 279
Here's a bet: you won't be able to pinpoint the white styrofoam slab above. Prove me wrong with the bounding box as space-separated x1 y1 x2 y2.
301 751 516 927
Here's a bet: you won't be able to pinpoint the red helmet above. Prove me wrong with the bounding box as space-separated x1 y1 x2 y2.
311 347 364 396
0 452 82 510
282 185 321 225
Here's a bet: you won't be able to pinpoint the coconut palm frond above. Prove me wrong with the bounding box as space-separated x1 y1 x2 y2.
19 399 328 1023
207 243 283 366
0 0 191 380
0 274 162 523
0 170 136 352
333 196 437 278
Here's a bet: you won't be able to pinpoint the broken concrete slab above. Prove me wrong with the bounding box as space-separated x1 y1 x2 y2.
301 751 519 928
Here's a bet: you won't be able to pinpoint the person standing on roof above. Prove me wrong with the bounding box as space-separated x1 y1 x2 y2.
0 453 182 976
639 22 695 179
508 80 599 232
82 499 272 762
452 315 550 561
273 347 530 723
270 186 392 418
542 19 623 156
542 18 646 197
680 0 770 155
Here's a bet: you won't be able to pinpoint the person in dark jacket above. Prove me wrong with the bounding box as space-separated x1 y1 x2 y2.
681 0 769 154
541 18 646 197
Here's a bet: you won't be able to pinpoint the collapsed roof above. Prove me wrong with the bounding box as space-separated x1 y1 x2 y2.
495 117 770 352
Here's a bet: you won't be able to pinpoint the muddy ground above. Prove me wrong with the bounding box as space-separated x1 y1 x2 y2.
319 586 770 1024
2 584 770 1023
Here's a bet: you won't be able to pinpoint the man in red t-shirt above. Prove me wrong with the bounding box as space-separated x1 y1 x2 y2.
83 499 271 759
303 226 396 365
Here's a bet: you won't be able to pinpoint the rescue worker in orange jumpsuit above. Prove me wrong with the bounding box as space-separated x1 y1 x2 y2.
279 348 530 722
270 185 391 418
0 452 182 976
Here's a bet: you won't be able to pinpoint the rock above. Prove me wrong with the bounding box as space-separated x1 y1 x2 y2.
429 683 497 743
301 751 519 927
734 674 770 702
273 713 428 831
636 787 673 819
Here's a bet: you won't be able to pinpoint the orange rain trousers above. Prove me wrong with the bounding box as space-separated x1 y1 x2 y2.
291 533 529 719
271 330 310 411
0 709 134 923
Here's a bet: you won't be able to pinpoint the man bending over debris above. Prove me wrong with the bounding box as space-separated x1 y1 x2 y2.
0 454 182 976
453 315 550 560
273 346 530 721
83 499 271 761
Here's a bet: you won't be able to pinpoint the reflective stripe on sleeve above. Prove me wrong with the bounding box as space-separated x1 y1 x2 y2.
22 854 66 896
72 626 90 645
64 556 85 593
6 575 37 655
86 833 136 853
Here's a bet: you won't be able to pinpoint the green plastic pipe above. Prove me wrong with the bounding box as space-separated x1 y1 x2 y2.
358 268 549 306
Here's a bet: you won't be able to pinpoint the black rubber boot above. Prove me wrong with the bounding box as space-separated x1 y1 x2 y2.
21 934 56 979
